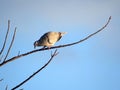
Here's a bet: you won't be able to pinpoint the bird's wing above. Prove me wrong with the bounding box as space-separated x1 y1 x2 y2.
47 32 60 44
38 33 49 43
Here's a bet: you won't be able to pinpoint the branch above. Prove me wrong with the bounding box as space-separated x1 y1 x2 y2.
11 49 58 90
0 55 3 62
0 20 10 55
3 27 17 62
5 85 8 90
0 78 3 82
0 16 111 67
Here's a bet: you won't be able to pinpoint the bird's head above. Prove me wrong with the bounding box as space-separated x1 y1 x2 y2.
34 41 38 49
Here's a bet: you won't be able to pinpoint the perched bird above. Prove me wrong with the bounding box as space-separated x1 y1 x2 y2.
34 31 66 49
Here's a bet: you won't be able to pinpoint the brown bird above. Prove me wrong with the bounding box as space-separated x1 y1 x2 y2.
34 31 66 48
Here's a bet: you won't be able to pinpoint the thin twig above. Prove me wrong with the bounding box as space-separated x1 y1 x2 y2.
11 49 58 90
0 16 111 67
18 51 20 56
3 27 17 62
5 85 8 90
0 20 10 55
0 55 3 62
0 78 3 82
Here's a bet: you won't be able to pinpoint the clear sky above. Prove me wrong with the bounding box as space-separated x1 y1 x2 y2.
0 0 120 90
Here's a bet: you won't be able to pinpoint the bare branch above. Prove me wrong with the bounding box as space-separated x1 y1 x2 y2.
18 51 20 56
0 78 3 82
0 16 111 67
0 55 3 62
3 27 17 62
11 49 58 90
0 20 10 55
5 85 8 90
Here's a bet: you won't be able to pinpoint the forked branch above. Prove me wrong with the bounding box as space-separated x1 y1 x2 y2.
3 27 17 62
0 16 111 67
11 49 58 90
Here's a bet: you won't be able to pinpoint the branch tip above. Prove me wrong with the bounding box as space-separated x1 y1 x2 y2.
0 78 3 81
0 20 11 55
109 16 112 20
5 85 8 90
8 20 10 24
3 24 17 62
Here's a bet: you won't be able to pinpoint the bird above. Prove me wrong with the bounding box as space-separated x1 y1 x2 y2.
34 31 66 49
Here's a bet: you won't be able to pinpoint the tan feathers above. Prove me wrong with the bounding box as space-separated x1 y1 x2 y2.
34 31 66 48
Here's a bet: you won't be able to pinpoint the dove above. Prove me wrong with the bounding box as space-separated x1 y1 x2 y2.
34 31 66 48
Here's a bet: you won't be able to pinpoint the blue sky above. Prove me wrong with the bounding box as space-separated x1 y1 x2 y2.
0 0 120 90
